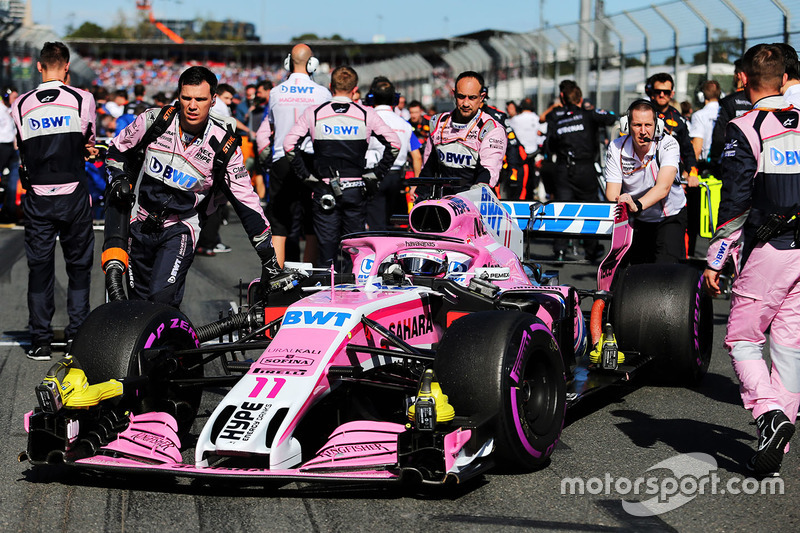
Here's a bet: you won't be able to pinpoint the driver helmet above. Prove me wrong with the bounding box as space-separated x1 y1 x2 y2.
396 251 448 277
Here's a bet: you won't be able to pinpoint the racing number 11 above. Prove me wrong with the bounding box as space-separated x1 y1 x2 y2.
249 377 286 399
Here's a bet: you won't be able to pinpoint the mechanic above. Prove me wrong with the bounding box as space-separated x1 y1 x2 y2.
0 85 19 224
645 72 700 257
545 80 616 261
709 60 751 167
284 66 401 268
105 66 287 308
777 43 800 107
124 84 151 114
418 71 506 198
690 80 721 163
703 43 800 477
268 44 331 267
364 77 422 230
605 99 687 265
11 42 96 361
645 73 698 177
407 99 431 145
508 97 543 200
481 93 525 200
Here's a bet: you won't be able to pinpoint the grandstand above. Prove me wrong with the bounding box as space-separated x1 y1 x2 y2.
1 0 799 113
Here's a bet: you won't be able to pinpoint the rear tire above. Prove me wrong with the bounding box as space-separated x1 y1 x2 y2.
610 264 713 385
70 300 203 431
435 311 566 470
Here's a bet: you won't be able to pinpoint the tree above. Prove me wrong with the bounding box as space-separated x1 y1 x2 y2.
65 22 107 39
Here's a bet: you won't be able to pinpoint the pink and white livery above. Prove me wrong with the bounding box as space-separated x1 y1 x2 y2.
21 185 713 487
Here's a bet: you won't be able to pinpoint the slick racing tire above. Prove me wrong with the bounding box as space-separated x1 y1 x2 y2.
435 311 566 470
610 264 713 385
70 300 203 431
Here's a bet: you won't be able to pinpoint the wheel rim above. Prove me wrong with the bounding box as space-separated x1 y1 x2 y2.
519 349 560 437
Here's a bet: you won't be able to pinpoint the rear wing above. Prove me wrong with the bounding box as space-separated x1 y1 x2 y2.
501 201 616 238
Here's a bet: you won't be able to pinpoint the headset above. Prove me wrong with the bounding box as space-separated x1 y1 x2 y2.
619 99 665 140
284 53 319 75
364 76 400 107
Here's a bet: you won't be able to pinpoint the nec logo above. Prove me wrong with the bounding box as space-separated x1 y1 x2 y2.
323 124 359 135
148 157 198 188
280 85 313 94
437 150 473 166
769 147 800 166
28 116 71 130
283 310 352 327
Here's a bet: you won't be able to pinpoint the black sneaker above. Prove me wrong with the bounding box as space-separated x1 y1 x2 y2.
27 343 52 361
747 409 795 476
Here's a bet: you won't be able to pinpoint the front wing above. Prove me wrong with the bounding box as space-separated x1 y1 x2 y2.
22 409 495 485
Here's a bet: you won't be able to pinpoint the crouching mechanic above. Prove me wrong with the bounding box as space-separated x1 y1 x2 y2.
418 71 506 198
703 43 800 477
284 66 400 268
605 99 686 264
105 66 289 307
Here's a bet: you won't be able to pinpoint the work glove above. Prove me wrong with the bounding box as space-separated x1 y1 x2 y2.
256 248 297 301
363 171 379 198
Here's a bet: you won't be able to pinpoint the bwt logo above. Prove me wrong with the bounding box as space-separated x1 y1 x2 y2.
283 310 352 327
480 188 505 233
323 124 359 135
280 85 313 94
29 116 71 130
770 147 800 166
438 150 473 166
149 157 198 188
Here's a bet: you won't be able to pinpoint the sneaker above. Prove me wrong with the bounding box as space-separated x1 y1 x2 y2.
27 343 52 361
195 246 216 257
747 409 795 476
213 242 232 253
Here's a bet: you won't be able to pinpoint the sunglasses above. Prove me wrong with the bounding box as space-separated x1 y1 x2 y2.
651 88 672 96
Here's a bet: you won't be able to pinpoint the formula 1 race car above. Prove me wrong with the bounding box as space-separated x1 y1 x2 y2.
20 183 713 486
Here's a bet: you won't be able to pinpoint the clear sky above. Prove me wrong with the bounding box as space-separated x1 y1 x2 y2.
30 0 651 44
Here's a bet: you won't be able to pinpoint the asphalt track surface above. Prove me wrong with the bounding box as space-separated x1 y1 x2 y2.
1 219 798 532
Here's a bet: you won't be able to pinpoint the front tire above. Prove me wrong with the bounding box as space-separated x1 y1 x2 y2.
435 311 567 470
70 300 203 431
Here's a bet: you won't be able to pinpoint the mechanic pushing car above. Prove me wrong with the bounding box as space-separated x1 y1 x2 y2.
604 99 687 265
417 71 507 199
703 43 800 477
104 66 291 308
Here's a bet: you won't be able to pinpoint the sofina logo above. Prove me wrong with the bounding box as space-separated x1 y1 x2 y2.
770 147 800 165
